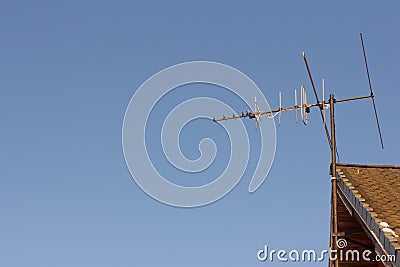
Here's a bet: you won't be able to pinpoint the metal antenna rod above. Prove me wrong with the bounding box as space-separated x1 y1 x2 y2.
302 52 340 160
295 89 298 123
302 52 332 146
360 32 384 149
329 94 339 267
322 79 326 126
213 94 372 122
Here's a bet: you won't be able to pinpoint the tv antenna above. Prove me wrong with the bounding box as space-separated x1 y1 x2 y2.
213 33 384 151
212 33 384 267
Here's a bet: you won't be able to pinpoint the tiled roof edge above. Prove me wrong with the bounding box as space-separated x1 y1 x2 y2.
336 163 400 169
336 168 400 263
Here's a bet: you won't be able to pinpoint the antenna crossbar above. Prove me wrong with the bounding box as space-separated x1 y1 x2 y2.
212 94 372 122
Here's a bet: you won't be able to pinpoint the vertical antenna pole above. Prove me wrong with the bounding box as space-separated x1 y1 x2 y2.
329 94 339 267
294 89 298 123
278 92 282 126
322 79 326 126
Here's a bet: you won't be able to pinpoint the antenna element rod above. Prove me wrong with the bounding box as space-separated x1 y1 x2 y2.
360 32 384 149
302 52 335 155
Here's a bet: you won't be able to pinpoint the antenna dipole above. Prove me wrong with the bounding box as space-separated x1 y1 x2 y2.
360 32 384 149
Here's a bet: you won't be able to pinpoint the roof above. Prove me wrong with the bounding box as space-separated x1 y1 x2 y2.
335 163 400 265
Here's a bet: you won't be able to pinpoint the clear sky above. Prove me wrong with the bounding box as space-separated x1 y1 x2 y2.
1 1 399 266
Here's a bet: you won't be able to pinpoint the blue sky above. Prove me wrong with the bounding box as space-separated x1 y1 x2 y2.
1 1 399 266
